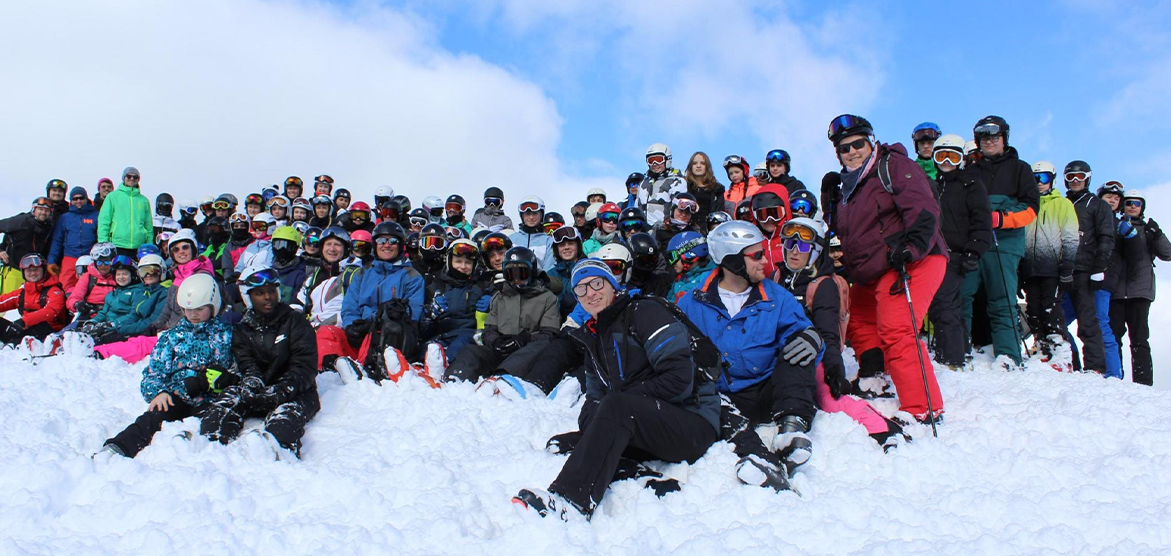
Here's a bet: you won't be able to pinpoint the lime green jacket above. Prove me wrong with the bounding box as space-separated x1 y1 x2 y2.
97 184 153 249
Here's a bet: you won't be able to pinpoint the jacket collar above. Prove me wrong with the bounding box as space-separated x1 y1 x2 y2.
695 269 768 311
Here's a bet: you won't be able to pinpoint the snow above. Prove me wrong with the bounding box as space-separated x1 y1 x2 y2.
2 345 1170 555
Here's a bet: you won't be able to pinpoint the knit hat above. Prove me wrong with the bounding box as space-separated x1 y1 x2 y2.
97 177 113 186
570 258 621 295
122 166 140 180
69 186 88 200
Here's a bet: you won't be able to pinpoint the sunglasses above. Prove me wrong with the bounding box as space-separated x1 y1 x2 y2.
782 238 814 253
71 196 87 202
1125 199 1144 208
646 154 666 166
1065 171 1091 182
573 277 607 297
420 235 446 251
124 175 140 180
790 199 814 215
375 236 402 246
780 221 817 242
836 138 869 154
754 206 786 223
240 268 281 288
551 226 580 244
933 149 963 166
1034 173 1055 186
169 243 192 253
744 249 767 261
518 202 542 213
599 212 620 224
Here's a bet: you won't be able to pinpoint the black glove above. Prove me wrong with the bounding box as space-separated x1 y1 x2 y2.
74 301 95 316
823 359 851 400
887 243 913 273
782 328 822 367
1146 219 1162 239
493 336 520 356
239 375 266 405
960 252 980 274
516 330 533 347
96 330 126 345
10 319 25 336
821 172 843 217
258 382 297 407
184 368 240 397
345 320 370 349
1058 274 1073 295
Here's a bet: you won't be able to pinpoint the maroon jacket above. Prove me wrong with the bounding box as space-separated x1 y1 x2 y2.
831 142 947 285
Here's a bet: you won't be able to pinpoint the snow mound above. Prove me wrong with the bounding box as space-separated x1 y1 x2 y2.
1 345 1169 555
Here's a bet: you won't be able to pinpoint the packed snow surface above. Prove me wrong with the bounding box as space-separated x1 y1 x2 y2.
1 345 1169 555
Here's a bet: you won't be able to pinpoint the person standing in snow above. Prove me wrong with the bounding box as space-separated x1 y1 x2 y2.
1060 160 1117 377
470 187 514 232
0 196 55 295
910 122 941 181
759 149 808 198
512 258 719 520
48 187 99 292
1021 161 1078 362
97 167 153 259
1109 189 1171 385
97 274 236 459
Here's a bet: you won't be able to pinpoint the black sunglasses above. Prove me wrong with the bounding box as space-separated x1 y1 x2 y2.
836 138 869 154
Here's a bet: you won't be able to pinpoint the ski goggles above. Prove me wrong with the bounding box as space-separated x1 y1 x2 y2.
543 221 562 234
481 236 510 252
251 220 271 232
419 235 447 251
666 239 706 265
137 264 162 279
380 207 401 220
31 197 53 210
1034 172 1055 186
246 194 264 206
912 129 941 142
445 202 464 213
409 216 428 228
201 200 215 212
790 198 814 215
267 197 288 208
634 252 659 270
503 265 532 284
314 174 333 185
484 197 503 207
181 206 199 217
349 210 370 221
933 149 963 166
312 195 333 206
828 114 867 139
91 243 115 259
754 206 786 223
598 211 621 224
157 201 174 213
304 233 322 246
1100 181 1125 195
836 138 869 154
518 201 543 214
621 219 645 232
782 237 815 253
240 268 280 288
780 221 818 242
673 198 699 214
47 179 67 190
19 253 46 270
602 259 627 275
973 123 1003 137
766 149 789 163
551 226 580 244
284 177 303 188
450 242 478 258
212 200 231 210
723 155 744 168
571 209 587 218
646 154 667 166
625 174 645 188
1125 199 1144 208
1064 171 1091 182
428 206 445 218
374 236 402 246
272 239 298 253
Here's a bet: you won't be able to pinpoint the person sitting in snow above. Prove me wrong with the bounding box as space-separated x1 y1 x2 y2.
97 274 236 458
0 254 69 344
199 266 320 458
78 254 168 345
512 258 719 521
66 242 119 322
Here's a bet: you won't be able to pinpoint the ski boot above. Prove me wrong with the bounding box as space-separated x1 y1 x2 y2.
851 348 894 398
735 453 791 492
772 415 813 474
422 342 447 387
511 488 586 521
870 417 912 453
331 356 365 384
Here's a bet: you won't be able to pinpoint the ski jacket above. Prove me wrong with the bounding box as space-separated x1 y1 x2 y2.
233 303 318 398
469 207 514 232
1066 190 1116 275
51 198 69 226
0 212 53 266
509 228 555 270
637 169 688 228
234 239 273 276
776 255 843 374
421 272 487 343
48 202 99 263
547 257 584 317
686 181 727 230
1023 188 1079 279
762 174 808 199
1112 218 1171 301
297 259 361 327
667 259 716 303
829 142 947 286
308 215 333 229
0 277 68 330
676 270 817 395
339 258 425 327
92 282 168 336
153 215 180 235
723 177 762 210
272 257 308 305
582 228 622 256
968 146 1040 257
755 184 793 277
66 265 118 311
141 317 235 405
933 168 992 260
569 293 720 433
221 237 254 282
97 184 153 249
482 283 559 345
201 242 229 276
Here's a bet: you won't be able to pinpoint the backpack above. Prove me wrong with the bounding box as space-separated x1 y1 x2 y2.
632 294 727 384
804 275 850 344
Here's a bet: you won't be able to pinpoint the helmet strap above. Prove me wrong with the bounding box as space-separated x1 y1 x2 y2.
720 254 755 283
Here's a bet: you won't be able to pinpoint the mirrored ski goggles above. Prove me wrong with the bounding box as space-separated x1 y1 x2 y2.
1125 199 1144 208
213 200 230 210
267 197 288 208
246 194 264 206
673 199 699 214
420 235 447 251
543 221 562 234
625 174 644 188
646 154 667 166
428 206 445 217
518 202 543 214
974 123 1003 137
484 197 503 207
1100 181 1125 194
312 195 333 206
551 226 580 244
240 268 280 288
314 174 333 185
667 250 700 266
933 149 963 166
602 259 627 275
251 221 271 231
352 241 372 254
482 237 510 252
156 231 175 243
272 239 298 253
1034 172 1055 186
780 221 817 242
503 265 532 284
137 265 162 279
1064 171 1091 182
349 210 370 221
598 211 621 224
380 207 400 220
181 206 199 217
47 179 67 190
285 177 303 188
409 216 428 228
766 149 789 163
790 198 814 215
782 237 815 253
445 202 464 213
723 155 744 167
913 129 941 142
754 206 786 223
19 253 46 270
828 114 866 139
374 236 402 246
621 219 645 232
450 242 478 258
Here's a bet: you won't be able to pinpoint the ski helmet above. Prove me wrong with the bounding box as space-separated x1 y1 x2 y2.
284 176 304 192
518 195 546 215
586 187 607 202
625 172 645 190
753 161 768 181
137 254 165 280
666 231 708 270
708 221 765 265
596 202 621 226
446 238 480 279
374 185 394 203
137 243 161 260
620 206 647 234
779 217 825 270
319 226 352 253
372 221 407 243
1063 160 1092 188
1123 189 1146 215
627 232 661 272
252 212 276 234
155 193 174 216
543 212 565 234
419 223 449 253
178 273 222 315
46 179 67 194
423 195 444 216
169 228 199 253
311 195 333 208
502 246 539 289
1032 161 1057 189
735 199 754 223
705 211 732 230
1097 181 1125 198
481 231 513 254
973 115 1009 143
765 149 792 171
237 266 278 309
789 190 818 218
392 194 412 214
722 155 750 177
934 134 965 152
911 122 941 142
596 242 634 283
646 143 672 169
827 114 873 144
483 187 505 203
409 208 430 228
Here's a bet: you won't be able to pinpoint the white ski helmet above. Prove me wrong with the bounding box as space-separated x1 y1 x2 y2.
780 217 825 269
422 195 444 211
177 273 221 316
518 195 546 213
586 187 607 200
646 143 672 169
595 242 633 283
252 212 276 232
708 221 765 264
238 265 279 308
1123 189 1146 214
1032 161 1056 175
170 228 199 251
963 140 978 155
374 185 394 199
137 253 165 271
934 134 965 153
585 202 604 221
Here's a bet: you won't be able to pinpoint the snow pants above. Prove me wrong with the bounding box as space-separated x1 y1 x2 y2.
927 258 967 366
59 256 80 292
443 339 549 383
548 392 716 513
1066 274 1106 372
106 398 202 457
961 248 1022 362
1111 298 1152 385
1061 290 1122 378
513 336 584 394
849 255 946 418
1023 276 1064 340
200 386 320 455
0 318 55 344
94 335 158 364
814 363 890 435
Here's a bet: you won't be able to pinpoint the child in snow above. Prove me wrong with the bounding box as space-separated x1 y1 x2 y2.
0 254 69 344
66 242 119 321
79 255 168 345
98 274 235 458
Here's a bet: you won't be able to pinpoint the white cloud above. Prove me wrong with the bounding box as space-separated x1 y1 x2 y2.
0 0 603 219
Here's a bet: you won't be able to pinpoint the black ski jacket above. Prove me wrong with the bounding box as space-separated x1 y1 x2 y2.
933 168 992 260
233 303 319 396
1112 217 1171 301
776 255 845 379
0 212 53 265
1066 190 1115 275
764 174 808 198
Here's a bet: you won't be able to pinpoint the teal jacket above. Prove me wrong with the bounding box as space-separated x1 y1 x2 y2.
93 282 169 336
97 184 153 249
667 259 716 303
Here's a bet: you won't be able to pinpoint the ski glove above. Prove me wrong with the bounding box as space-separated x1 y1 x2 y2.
493 336 520 357
823 359 851 400
887 244 913 273
74 301 96 317
9 319 25 336
432 295 449 316
257 382 297 407
960 251 980 274
184 368 240 397
1059 274 1073 295
345 320 370 348
990 210 1006 229
1118 217 1137 239
782 328 822 367
475 295 492 313
1089 273 1106 290
240 375 266 405
1147 219 1163 239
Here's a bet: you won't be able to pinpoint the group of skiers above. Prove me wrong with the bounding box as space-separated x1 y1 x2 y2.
0 113 1165 522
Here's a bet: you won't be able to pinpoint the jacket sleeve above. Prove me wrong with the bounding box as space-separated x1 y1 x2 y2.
1091 203 1115 274
48 217 66 264
577 369 605 430
1056 200 1079 277
537 292 561 338
150 288 178 334
97 199 112 243
999 165 1040 229
65 275 90 312
21 285 66 327
0 213 27 235
91 290 117 323
338 269 365 328
402 271 425 323
0 288 20 314
621 301 696 404
231 324 264 380
119 290 167 336
810 279 843 367
1148 220 1171 261
964 178 993 257
889 159 941 259
277 318 319 393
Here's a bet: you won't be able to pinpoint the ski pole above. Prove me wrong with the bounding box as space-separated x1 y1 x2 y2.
901 271 938 438
990 230 1028 359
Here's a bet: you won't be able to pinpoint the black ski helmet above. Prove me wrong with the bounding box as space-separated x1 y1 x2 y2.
1063 160 1092 188
789 189 818 218
445 194 466 211
372 220 406 243
973 115 1010 143
502 246 538 289
391 194 412 215
156 192 174 213
543 212 565 230
705 211 732 230
484 187 504 200
627 232 660 272
827 114 873 144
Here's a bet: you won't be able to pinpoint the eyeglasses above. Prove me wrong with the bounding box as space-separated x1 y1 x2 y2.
973 123 1002 137
267 197 288 208
518 202 542 213
420 235 447 251
646 154 666 166
375 236 402 246
484 197 503 206
573 277 607 297
780 221 817 242
790 198 814 215
933 149 963 166
744 249 768 261
1065 171 1091 182
213 200 230 210
1125 199 1144 208
836 138 869 154
766 149 789 163
599 212 620 224
445 202 464 213
602 259 627 275
251 221 271 232
137 265 161 279
1034 172 1055 186
754 206 786 223
620 219 645 232
551 226 580 244
782 237 814 253
240 268 281 288
350 211 369 221
674 199 699 214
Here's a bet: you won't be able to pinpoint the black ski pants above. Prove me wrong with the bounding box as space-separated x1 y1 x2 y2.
0 318 56 344
1023 276 1064 340
928 259 967 365
1068 273 1106 372
514 336 584 394
200 386 320 454
548 392 715 513
106 398 201 457
1110 298 1153 386
443 339 549 383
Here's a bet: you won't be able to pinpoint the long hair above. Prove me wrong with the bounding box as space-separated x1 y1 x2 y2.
685 152 720 192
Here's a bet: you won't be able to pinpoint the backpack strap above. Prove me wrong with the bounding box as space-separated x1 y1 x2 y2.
877 153 894 194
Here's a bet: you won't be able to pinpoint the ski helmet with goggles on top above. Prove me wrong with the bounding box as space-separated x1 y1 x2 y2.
90 242 116 264
111 255 140 284
502 247 539 290
236 266 277 309
666 231 708 270
1097 180 1125 198
706 211 732 230
179 273 223 315
646 143 672 170
827 114 873 145
595 243 633 283
480 231 513 254
19 253 47 282
722 155 750 177
973 115 1009 143
765 149 792 171
319 226 352 252
778 217 825 270
911 122 941 142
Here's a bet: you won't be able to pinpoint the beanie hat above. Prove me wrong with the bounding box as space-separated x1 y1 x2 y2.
98 177 113 186
570 258 621 295
122 166 140 180
69 186 88 199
